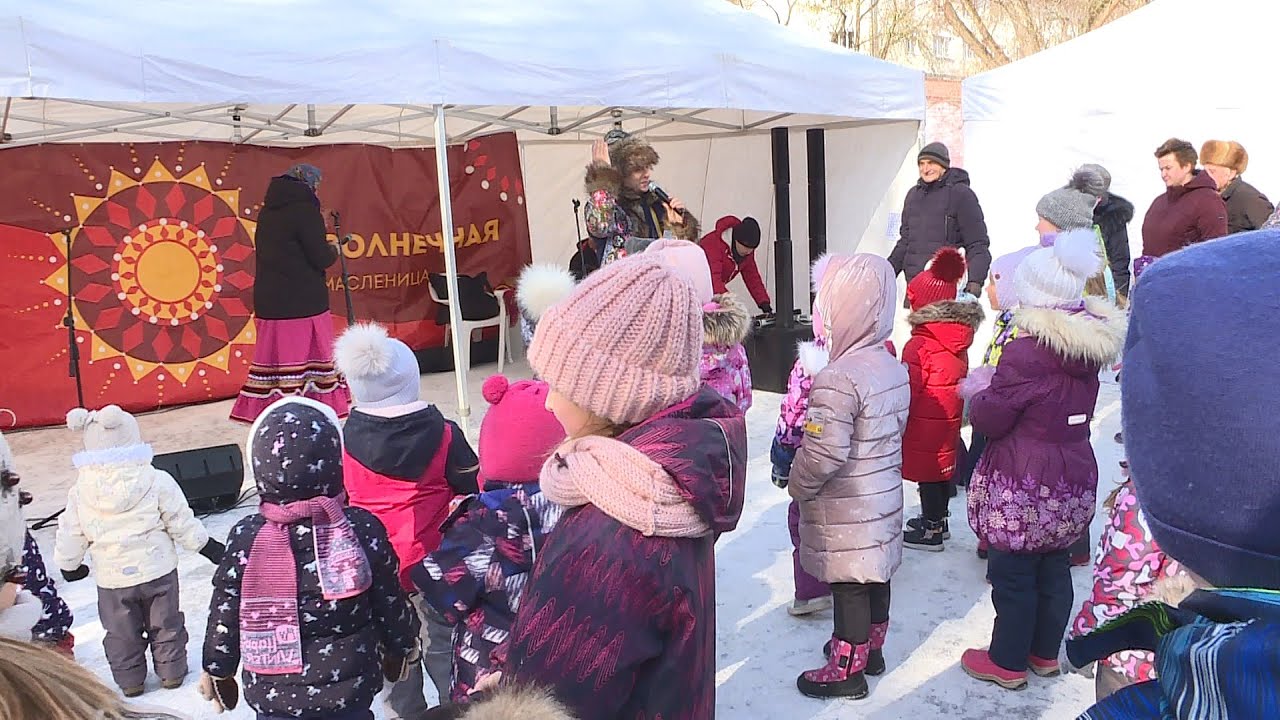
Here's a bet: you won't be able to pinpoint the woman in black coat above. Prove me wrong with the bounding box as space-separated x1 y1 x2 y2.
230 164 352 423
1202 140 1274 236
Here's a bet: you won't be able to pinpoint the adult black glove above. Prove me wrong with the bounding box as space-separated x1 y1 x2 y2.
199 539 226 564
61 565 90 582
759 303 773 315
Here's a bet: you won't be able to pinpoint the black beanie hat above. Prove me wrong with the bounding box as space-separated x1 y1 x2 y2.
733 217 761 249
918 142 951 169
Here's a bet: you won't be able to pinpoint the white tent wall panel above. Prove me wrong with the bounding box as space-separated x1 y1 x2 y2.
521 121 920 312
965 111 1280 266
963 0 1280 266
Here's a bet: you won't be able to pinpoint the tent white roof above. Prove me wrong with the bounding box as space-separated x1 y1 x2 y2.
0 0 924 147
961 0 1280 257
0 0 927 428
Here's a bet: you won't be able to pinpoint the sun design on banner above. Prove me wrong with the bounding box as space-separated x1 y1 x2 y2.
42 159 257 391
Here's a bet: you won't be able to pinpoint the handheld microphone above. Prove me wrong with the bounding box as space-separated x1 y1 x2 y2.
650 182 673 207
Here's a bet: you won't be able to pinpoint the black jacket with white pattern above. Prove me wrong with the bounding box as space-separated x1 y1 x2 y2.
203 506 419 718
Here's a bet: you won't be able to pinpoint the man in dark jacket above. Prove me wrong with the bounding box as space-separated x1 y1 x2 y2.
889 143 992 298
1082 164 1135 298
1141 138 1228 258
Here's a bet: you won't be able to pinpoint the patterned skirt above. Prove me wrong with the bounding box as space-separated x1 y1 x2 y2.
229 313 350 423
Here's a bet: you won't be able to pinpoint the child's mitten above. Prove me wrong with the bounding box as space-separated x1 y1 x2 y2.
199 539 226 564
199 672 239 712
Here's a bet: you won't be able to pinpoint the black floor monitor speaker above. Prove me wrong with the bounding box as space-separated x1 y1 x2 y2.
745 317 814 394
154 444 244 514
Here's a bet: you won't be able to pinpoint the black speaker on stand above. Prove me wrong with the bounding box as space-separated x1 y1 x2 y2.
744 128 815 393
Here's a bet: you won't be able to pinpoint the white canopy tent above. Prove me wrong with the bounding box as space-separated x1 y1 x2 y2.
962 0 1280 261
1 0 926 426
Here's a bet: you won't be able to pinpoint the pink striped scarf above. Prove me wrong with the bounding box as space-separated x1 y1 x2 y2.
240 493 371 675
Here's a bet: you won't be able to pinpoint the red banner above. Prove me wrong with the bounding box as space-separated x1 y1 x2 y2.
0 134 531 428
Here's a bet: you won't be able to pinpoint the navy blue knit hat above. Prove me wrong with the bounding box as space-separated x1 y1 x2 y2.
1122 231 1280 590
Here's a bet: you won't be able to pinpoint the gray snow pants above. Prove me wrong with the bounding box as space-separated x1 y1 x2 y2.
97 570 188 690
383 593 454 718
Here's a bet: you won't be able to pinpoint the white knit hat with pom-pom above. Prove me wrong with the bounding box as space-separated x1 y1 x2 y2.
334 323 420 410
1014 228 1104 309
66 405 143 452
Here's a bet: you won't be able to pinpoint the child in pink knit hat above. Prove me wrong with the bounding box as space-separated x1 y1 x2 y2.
497 254 748 719
414 375 566 703
646 238 754 413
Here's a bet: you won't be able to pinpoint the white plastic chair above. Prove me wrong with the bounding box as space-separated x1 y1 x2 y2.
428 275 512 373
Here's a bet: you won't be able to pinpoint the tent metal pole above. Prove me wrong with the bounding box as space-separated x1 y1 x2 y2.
434 103 472 435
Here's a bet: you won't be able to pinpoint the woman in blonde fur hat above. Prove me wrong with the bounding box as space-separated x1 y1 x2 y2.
1201 139 1274 235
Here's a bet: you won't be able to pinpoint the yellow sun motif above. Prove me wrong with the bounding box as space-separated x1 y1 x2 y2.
41 159 259 385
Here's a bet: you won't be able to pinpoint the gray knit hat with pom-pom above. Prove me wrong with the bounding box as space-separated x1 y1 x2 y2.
1036 167 1104 231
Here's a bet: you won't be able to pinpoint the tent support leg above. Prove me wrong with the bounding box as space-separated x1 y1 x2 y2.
434 104 472 436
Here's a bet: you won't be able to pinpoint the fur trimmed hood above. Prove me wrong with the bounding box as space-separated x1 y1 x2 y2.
796 341 830 377
1013 296 1127 367
703 293 751 347
907 300 985 329
451 686 576 720
1095 193 1135 225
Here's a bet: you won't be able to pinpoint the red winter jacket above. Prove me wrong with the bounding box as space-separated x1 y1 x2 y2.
1141 170 1228 258
699 218 771 309
341 406 479 590
901 301 984 483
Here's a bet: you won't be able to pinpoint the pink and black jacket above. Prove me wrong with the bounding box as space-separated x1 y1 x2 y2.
342 406 479 590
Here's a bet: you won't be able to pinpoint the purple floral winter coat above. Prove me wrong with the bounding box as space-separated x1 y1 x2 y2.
967 297 1126 554
699 292 753 414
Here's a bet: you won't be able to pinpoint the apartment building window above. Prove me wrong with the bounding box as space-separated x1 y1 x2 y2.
933 34 953 59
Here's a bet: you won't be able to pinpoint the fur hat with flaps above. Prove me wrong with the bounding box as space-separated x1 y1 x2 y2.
1200 140 1249 174
248 397 344 503
335 323 420 410
66 405 144 457
604 128 659 176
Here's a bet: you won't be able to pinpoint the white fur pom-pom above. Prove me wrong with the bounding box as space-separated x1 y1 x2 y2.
66 407 91 431
1053 228 1103 279
334 323 393 378
810 254 833 291
516 264 576 322
95 405 127 429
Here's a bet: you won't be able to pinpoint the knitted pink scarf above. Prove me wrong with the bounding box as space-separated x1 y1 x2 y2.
240 494 371 675
540 435 709 538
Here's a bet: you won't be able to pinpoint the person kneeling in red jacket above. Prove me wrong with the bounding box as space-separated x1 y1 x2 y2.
699 215 773 316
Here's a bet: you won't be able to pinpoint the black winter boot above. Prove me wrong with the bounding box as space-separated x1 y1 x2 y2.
904 520 946 552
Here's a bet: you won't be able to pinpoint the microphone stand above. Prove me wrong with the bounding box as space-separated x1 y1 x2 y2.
330 211 356 325
62 228 85 408
572 198 583 242
35 229 80 531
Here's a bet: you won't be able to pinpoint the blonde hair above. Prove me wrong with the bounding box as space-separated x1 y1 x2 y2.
0 636 178 720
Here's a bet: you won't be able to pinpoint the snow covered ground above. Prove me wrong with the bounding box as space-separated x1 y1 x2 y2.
10 357 1123 719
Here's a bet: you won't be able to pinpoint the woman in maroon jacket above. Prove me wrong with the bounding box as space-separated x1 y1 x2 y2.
699 215 773 315
1141 138 1228 259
